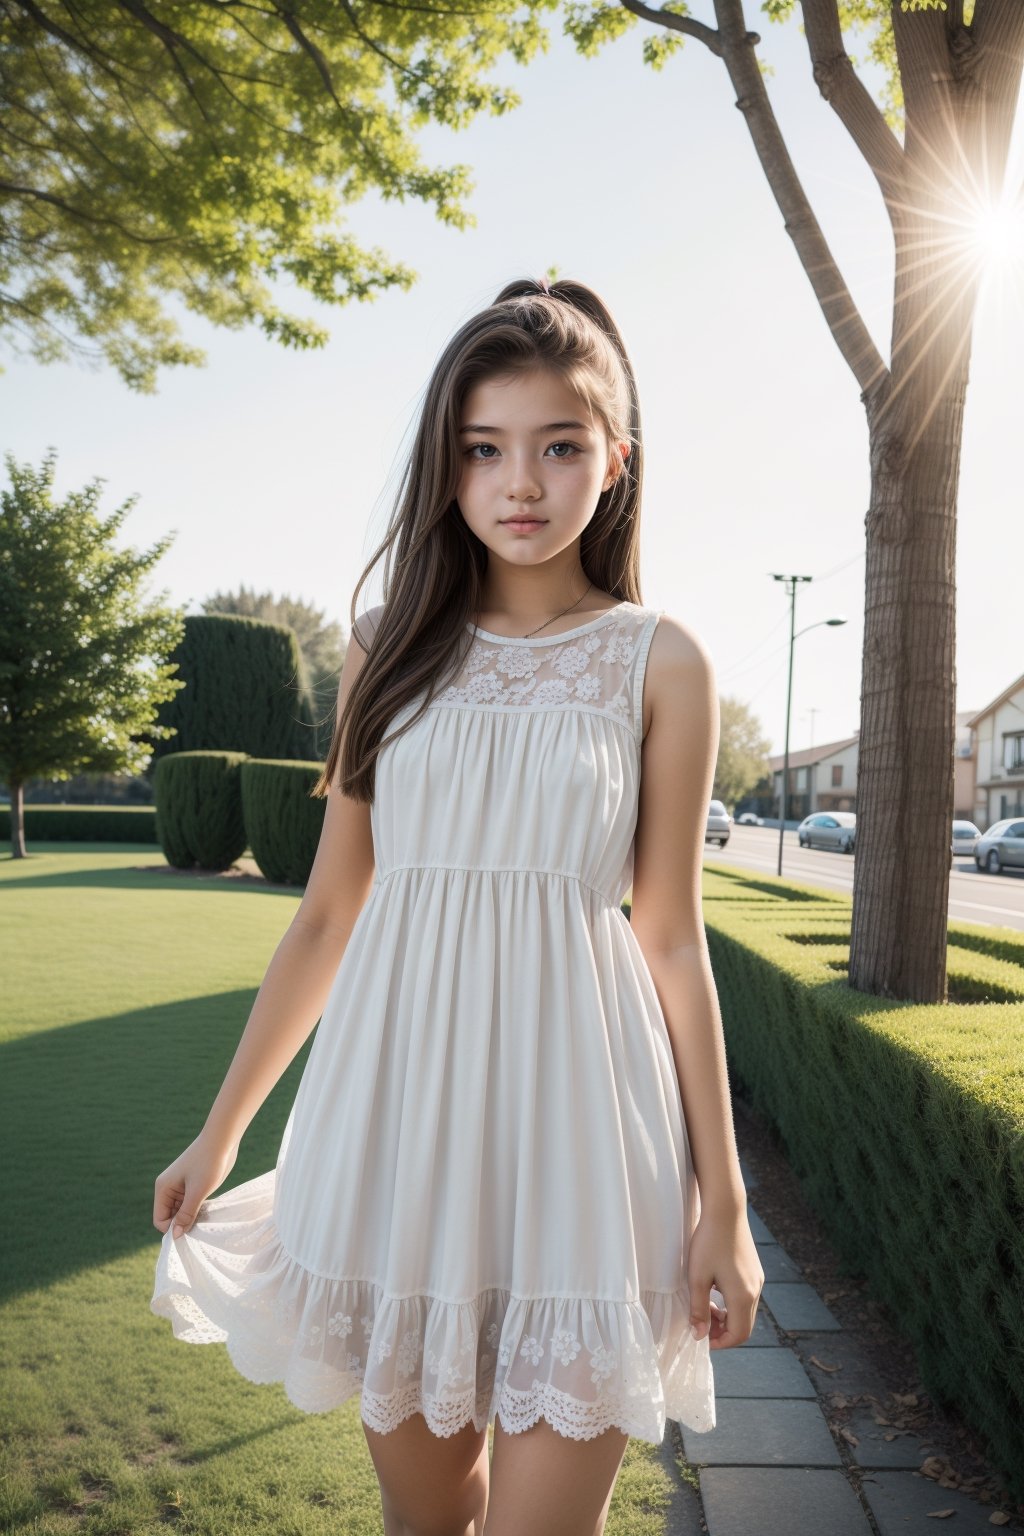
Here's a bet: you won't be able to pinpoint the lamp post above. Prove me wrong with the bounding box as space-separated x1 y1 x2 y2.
771 572 846 878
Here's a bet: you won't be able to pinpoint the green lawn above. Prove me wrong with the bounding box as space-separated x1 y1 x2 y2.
1 844 686 1534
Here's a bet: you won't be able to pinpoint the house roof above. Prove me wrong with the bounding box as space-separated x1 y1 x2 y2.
965 672 1024 729
768 734 860 771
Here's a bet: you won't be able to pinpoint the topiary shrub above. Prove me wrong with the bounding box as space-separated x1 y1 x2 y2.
240 759 326 886
153 750 249 871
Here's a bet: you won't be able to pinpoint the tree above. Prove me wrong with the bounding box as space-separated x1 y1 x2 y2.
714 695 774 810
202 584 345 753
0 449 186 858
565 0 1022 1001
0 0 553 392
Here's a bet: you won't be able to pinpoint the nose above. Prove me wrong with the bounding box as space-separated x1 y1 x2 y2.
503 449 543 501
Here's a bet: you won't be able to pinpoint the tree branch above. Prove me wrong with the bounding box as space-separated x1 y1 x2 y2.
0 180 184 244
619 0 725 58
800 0 904 197
718 0 888 399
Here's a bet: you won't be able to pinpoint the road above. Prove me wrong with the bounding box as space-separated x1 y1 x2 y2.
704 824 1024 933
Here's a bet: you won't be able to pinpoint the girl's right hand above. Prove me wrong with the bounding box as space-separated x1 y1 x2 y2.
153 1132 239 1240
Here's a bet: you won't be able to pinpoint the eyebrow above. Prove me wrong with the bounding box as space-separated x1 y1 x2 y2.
458 420 593 434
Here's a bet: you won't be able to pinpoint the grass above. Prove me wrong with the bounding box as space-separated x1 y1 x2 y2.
1 844 687 1535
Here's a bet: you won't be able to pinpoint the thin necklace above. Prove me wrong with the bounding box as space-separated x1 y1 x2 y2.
492 580 595 639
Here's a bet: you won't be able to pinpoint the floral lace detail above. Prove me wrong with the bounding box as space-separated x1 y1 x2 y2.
431 606 658 745
151 1193 717 1445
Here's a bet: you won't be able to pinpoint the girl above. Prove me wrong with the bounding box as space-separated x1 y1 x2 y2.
151 276 764 1536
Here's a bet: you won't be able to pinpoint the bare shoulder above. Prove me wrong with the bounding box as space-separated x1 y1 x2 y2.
350 602 386 656
642 612 716 744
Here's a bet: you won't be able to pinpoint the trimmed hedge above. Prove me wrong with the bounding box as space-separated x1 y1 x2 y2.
0 804 159 843
689 863 1024 1497
153 751 248 872
241 759 327 885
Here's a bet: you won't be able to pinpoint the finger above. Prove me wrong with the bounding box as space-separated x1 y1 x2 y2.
153 1184 181 1231
171 1203 199 1239
689 1288 713 1341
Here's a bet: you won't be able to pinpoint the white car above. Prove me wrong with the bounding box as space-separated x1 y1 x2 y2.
705 799 731 846
951 820 981 857
736 812 763 826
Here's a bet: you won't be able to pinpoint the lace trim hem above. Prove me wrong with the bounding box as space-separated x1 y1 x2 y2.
150 1182 716 1445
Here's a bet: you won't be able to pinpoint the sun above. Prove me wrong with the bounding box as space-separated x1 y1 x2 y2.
970 191 1024 270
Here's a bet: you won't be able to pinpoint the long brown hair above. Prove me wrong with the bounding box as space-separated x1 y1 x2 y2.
310 276 647 804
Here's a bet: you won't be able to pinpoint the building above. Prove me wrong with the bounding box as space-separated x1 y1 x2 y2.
966 672 1024 827
953 710 977 824
768 734 860 821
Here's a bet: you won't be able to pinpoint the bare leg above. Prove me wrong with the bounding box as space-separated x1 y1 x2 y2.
483 1415 629 1536
362 1411 490 1536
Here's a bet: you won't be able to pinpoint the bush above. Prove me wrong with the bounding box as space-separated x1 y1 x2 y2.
0 804 158 843
241 759 326 886
153 750 248 871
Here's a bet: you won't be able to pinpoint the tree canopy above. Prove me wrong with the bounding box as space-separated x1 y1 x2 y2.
0 0 555 390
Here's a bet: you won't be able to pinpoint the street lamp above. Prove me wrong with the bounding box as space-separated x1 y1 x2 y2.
771 572 847 878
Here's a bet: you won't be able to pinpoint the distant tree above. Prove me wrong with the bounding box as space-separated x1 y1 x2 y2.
202 585 345 753
0 0 550 391
0 449 186 858
713 696 774 811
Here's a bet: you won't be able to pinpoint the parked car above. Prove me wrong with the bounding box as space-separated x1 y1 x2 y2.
974 818 1024 874
796 811 857 853
737 812 763 826
705 799 731 846
951 820 981 858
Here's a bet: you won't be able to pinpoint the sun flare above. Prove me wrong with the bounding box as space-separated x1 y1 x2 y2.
970 192 1024 270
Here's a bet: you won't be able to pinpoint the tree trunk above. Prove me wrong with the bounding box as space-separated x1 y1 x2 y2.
849 379 967 999
9 778 27 859
847 102 981 1000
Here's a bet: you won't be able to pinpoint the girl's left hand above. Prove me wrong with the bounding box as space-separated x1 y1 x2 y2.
686 1203 765 1350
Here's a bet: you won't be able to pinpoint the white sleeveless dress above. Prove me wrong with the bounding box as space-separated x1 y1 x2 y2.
150 599 717 1444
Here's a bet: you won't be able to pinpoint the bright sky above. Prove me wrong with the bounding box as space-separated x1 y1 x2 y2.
4 14 1022 758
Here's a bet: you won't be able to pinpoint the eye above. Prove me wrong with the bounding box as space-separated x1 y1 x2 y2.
547 441 582 459
465 443 498 459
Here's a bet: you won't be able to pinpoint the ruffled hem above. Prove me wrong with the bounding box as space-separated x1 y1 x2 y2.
150 1170 716 1444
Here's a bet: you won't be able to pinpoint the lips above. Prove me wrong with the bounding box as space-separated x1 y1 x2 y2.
501 517 547 525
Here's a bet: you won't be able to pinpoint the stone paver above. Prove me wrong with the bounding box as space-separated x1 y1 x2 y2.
761 1280 842 1331
678 1172 1004 1536
860 1468 1009 1534
745 1205 772 1243
742 1303 781 1346
711 1344 816 1399
700 1467 873 1536
682 1398 842 1467
757 1240 804 1283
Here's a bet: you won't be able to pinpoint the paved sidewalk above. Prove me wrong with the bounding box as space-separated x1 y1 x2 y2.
652 1157 1014 1536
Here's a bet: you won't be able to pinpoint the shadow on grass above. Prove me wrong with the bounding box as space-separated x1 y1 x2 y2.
0 844 302 897
0 990 311 1303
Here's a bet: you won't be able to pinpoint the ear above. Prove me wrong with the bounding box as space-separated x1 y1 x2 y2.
603 440 630 491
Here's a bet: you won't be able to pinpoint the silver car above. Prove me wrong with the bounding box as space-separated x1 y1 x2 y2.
974 818 1024 874
706 799 731 846
951 820 981 858
797 811 857 853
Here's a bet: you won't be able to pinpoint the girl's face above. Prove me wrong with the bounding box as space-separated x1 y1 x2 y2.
455 367 627 561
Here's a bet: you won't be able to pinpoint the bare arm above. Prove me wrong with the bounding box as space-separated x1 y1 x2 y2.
153 605 383 1235
630 615 746 1216
630 615 764 1348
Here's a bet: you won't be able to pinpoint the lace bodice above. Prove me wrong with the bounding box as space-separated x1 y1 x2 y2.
430 601 662 750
